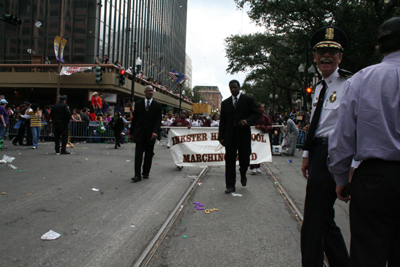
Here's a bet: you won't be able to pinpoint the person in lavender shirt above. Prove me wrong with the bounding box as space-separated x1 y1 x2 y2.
329 17 400 266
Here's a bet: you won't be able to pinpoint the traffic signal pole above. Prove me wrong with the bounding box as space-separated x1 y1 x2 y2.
303 43 309 108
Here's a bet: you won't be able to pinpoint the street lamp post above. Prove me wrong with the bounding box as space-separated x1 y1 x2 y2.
130 52 142 111
135 57 142 75
179 85 184 112
269 91 278 115
298 63 306 106
130 41 137 104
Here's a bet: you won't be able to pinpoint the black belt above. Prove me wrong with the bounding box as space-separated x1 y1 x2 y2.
314 137 329 145
363 158 400 165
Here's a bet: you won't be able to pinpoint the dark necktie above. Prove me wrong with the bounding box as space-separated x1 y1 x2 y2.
146 100 149 109
303 80 327 150
233 96 238 109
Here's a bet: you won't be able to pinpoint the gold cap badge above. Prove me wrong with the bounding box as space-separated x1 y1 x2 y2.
325 28 334 40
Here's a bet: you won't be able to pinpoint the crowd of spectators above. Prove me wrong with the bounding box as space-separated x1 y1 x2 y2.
94 54 193 104
1 90 311 153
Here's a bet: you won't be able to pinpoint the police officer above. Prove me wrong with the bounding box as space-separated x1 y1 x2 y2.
50 95 70 155
329 17 400 266
300 26 351 267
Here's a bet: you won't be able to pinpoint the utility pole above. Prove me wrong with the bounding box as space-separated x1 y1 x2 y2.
56 0 65 102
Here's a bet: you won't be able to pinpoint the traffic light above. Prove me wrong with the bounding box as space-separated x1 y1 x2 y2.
306 87 313 102
1 14 22 26
118 69 125 86
95 65 102 84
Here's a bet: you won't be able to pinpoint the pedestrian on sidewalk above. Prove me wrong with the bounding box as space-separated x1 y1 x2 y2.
218 80 258 194
329 17 400 267
250 102 272 174
129 85 162 183
300 26 351 267
282 115 299 156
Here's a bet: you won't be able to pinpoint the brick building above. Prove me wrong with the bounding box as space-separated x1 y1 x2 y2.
196 85 222 113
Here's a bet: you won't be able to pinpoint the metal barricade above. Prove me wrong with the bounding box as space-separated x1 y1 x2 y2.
70 121 115 142
6 118 115 142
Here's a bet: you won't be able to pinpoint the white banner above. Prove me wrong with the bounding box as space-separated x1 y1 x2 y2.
168 127 272 167
60 66 93 76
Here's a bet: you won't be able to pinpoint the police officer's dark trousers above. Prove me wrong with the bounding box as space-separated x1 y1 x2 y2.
54 122 68 153
301 142 349 267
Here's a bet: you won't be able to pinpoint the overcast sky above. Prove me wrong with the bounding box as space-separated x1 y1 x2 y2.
186 0 263 100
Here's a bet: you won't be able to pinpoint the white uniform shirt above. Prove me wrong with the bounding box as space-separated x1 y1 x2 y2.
303 68 348 158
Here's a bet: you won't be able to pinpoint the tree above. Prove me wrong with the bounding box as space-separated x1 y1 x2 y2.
191 86 206 103
226 0 400 112
225 32 307 111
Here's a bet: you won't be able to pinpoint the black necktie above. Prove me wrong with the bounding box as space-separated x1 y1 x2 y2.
233 96 238 109
303 80 327 150
146 100 149 109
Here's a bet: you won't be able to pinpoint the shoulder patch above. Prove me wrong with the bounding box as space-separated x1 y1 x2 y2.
338 69 353 79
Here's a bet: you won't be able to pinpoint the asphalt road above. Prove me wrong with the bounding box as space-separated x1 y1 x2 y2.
0 139 203 267
1 140 350 267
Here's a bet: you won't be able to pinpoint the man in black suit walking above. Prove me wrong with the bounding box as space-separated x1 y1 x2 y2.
129 85 162 182
218 80 259 194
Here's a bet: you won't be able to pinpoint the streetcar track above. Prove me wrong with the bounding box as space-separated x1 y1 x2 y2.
262 162 304 223
133 162 329 267
132 166 209 267
262 162 330 267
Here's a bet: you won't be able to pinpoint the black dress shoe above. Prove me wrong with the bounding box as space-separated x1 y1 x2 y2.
61 151 70 154
241 176 247 186
225 188 236 194
142 174 149 179
131 176 141 182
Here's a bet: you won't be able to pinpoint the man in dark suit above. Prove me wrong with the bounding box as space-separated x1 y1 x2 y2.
129 85 162 182
218 80 259 194
50 95 71 155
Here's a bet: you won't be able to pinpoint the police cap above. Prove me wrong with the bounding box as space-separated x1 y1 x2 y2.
310 26 348 52
377 17 400 43
59 95 68 100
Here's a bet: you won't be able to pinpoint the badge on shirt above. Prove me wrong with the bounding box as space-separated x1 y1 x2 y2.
329 91 337 103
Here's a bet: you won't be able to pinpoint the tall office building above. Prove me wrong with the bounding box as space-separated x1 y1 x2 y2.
184 53 192 89
0 0 187 85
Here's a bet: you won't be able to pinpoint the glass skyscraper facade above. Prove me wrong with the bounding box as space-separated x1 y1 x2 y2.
0 0 187 85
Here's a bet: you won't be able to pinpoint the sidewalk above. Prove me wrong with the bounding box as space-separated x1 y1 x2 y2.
266 151 351 250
